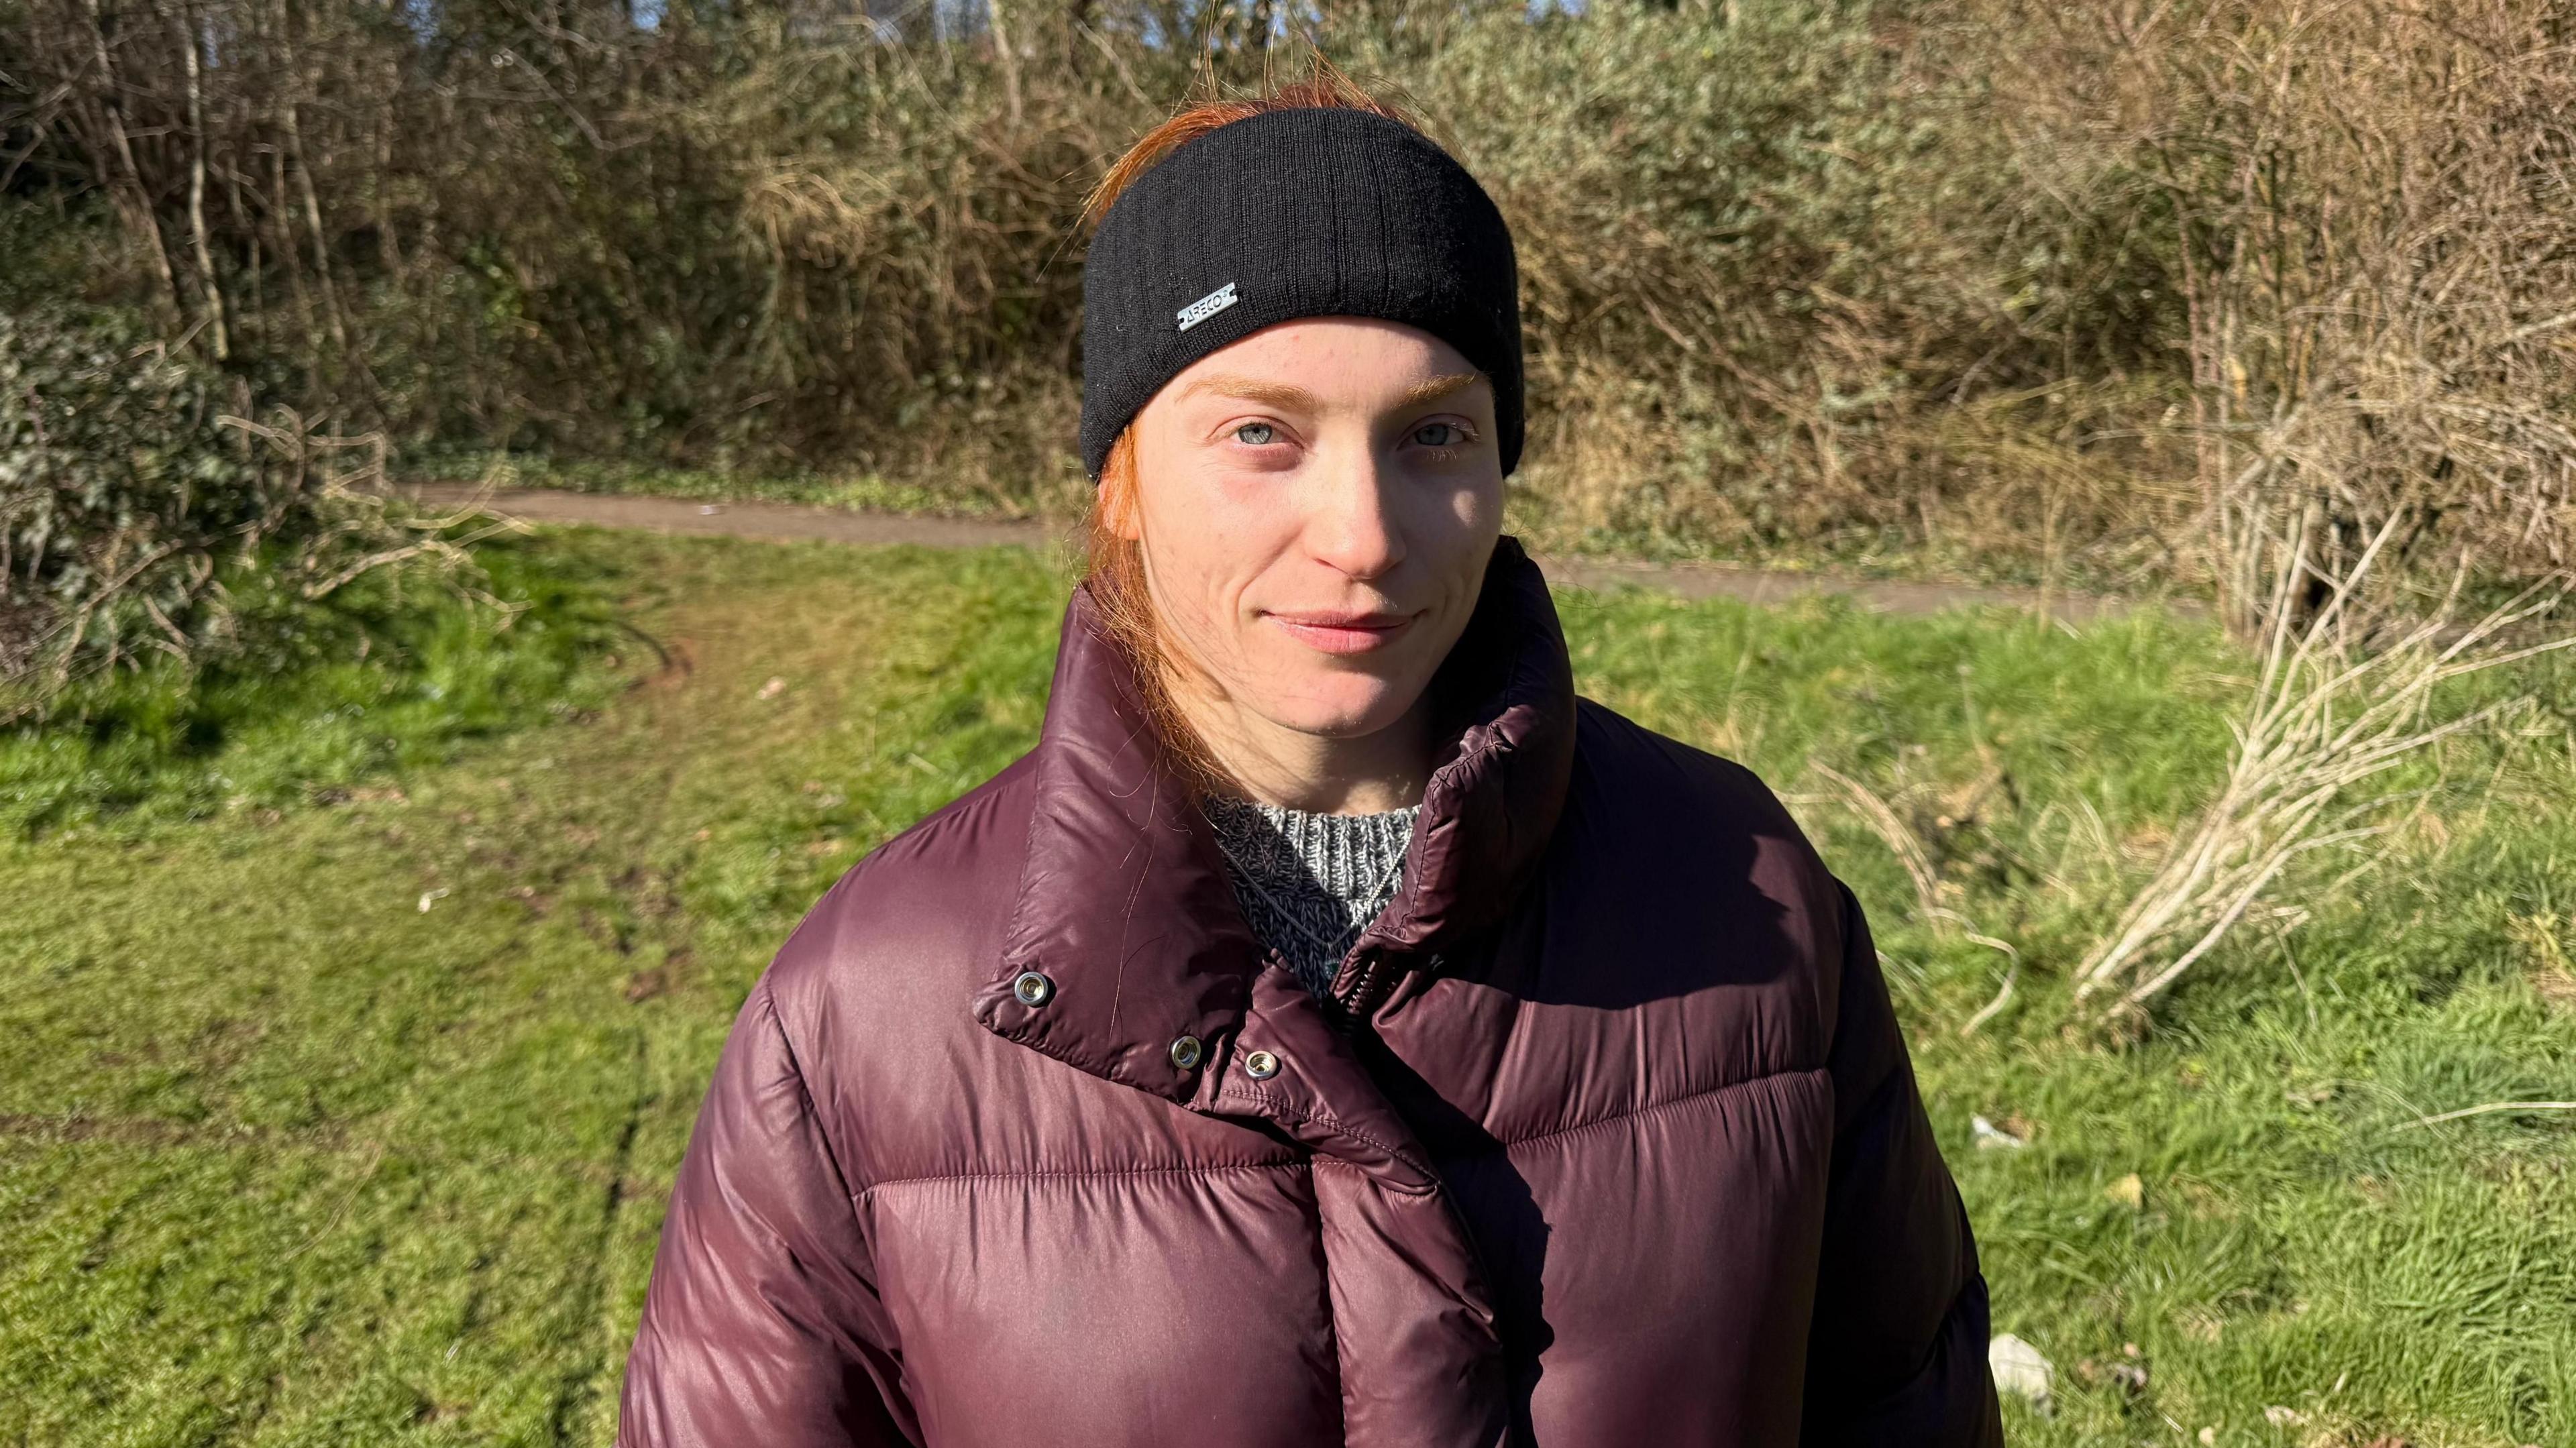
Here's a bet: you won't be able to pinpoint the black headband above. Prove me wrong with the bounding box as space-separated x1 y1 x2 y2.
1077 106 1523 481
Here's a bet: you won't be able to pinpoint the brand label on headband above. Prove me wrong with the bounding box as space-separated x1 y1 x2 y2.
1177 282 1238 333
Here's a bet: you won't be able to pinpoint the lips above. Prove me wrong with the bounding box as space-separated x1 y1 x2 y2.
1265 608 1417 655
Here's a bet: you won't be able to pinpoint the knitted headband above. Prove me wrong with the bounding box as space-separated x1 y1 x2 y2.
1078 106 1524 482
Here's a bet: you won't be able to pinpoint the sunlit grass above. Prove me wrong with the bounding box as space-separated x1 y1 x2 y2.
0 542 625 838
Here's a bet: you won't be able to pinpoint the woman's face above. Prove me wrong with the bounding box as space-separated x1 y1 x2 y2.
1119 317 1505 750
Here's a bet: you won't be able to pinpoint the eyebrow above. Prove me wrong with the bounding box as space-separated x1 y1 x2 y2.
1177 371 1484 411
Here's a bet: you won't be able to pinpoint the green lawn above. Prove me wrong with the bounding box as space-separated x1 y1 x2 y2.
3 531 2569 1447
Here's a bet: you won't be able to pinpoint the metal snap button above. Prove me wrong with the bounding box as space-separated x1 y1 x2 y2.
1243 1049 1281 1080
1012 970 1054 1007
1168 1034 1204 1070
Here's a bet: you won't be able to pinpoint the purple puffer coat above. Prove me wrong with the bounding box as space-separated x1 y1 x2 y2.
619 539 2002 1447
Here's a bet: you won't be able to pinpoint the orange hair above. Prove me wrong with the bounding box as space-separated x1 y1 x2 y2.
1081 66 1426 795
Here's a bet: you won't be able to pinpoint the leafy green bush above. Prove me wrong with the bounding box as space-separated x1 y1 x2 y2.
0 307 468 722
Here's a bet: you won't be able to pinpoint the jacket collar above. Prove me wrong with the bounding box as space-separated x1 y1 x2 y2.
971 537 1578 1103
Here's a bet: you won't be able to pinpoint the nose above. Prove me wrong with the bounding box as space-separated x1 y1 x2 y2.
1303 446 1406 581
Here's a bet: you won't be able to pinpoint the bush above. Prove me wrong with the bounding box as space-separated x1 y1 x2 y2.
0 308 476 721
6 0 2569 589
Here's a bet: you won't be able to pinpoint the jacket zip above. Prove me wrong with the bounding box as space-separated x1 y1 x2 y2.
1328 949 1399 1031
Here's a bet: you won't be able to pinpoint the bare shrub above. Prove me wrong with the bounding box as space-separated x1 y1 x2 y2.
1968 0 2576 629
2070 512 2571 1023
1411 5 2188 567
1941 0 2576 1021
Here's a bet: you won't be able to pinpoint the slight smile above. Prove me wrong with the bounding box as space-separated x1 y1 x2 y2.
1265 609 1419 655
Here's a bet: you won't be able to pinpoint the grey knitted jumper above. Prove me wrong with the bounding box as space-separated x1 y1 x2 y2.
1201 795 1418 1000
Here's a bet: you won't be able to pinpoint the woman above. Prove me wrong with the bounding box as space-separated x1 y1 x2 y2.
621 82 2001 1448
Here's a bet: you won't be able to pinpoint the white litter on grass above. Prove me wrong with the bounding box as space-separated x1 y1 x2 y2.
417 888 450 913
757 676 788 700
1972 1114 2028 1150
1988 1333 2053 1411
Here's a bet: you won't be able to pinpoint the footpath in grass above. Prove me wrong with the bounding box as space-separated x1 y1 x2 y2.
3 531 2571 1446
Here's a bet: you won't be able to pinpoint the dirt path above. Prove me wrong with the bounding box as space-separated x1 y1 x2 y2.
408 483 2175 623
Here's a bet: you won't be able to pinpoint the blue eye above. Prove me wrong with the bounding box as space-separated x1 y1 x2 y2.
1413 421 1469 448
1233 422 1276 446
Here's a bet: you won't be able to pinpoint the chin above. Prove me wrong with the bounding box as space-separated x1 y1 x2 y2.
1261 672 1423 740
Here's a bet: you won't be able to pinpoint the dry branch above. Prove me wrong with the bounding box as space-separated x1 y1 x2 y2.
2073 507 2573 1018
1810 760 1945 926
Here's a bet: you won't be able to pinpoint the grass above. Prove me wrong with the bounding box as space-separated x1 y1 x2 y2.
0 543 625 837
3 530 2571 1446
